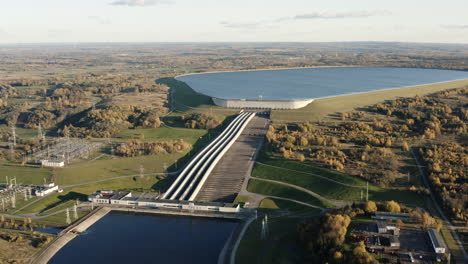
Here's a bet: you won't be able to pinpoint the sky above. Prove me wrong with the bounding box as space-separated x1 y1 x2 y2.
1 0 468 44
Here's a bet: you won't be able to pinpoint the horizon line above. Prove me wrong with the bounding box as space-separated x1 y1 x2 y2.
1 40 468 46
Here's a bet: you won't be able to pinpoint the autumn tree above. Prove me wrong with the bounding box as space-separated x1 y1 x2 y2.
364 201 377 214
353 241 377 264
384 200 401 213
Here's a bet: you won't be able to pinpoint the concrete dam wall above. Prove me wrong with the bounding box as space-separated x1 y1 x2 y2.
212 97 314 110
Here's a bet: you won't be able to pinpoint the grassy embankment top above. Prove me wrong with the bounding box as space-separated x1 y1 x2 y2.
272 78 468 122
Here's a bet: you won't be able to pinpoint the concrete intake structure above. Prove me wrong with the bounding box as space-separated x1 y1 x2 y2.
162 112 256 201
211 97 314 110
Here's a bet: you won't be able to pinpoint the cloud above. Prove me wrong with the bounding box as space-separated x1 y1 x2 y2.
295 10 391 20
88 16 111 24
221 10 390 29
441 24 468 30
220 21 263 29
109 0 171 6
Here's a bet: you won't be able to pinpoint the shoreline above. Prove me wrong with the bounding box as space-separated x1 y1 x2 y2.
174 67 468 104
174 65 363 79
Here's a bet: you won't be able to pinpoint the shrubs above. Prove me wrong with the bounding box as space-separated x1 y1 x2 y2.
60 106 163 138
181 113 221 129
115 140 191 157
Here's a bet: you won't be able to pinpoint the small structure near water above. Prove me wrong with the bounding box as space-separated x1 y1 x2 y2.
88 190 242 213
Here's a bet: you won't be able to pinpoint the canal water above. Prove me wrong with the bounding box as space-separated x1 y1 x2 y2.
176 67 468 101
49 211 239 264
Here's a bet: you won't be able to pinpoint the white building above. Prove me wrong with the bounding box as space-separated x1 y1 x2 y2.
35 183 59 196
41 160 65 168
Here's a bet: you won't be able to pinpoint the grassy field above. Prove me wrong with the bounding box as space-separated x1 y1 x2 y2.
35 210 91 226
0 125 42 138
115 126 207 143
259 198 322 215
253 154 429 208
0 162 52 185
236 216 309 264
16 175 160 215
248 179 333 208
54 151 184 186
271 79 468 122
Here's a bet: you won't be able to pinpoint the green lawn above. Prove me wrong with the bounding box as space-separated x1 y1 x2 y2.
253 160 367 201
236 216 309 264
16 175 160 215
38 200 79 216
247 179 333 208
55 152 184 186
253 154 429 208
114 126 207 144
0 125 45 138
0 162 52 185
260 198 322 215
36 210 91 226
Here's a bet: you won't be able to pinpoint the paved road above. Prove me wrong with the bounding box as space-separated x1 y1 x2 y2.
4 204 92 220
411 148 467 262
250 177 352 208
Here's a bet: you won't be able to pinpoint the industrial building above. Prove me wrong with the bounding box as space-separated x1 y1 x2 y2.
372 212 411 221
88 190 241 213
41 159 65 168
428 229 447 254
34 183 60 197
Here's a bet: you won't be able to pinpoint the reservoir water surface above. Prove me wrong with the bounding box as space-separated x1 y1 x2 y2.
49 211 238 264
176 67 468 101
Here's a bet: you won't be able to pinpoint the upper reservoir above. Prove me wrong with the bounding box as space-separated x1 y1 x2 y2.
49 211 238 264
176 67 468 102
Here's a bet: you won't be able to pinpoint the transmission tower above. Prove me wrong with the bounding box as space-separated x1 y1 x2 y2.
11 126 16 146
37 123 43 139
10 194 16 209
366 182 369 201
73 204 78 220
66 208 71 224
9 142 14 160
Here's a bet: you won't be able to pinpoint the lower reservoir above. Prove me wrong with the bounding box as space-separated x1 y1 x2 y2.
49 211 239 264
